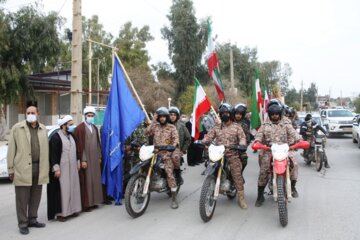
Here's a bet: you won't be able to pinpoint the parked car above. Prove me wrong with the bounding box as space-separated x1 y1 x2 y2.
0 144 8 179
352 115 360 148
320 109 353 136
0 125 60 179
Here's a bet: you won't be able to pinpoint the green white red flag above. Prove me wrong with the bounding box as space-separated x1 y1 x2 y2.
191 79 212 140
250 69 263 130
263 85 269 122
206 20 225 101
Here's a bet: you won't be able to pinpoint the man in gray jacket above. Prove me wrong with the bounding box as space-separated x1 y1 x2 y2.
7 101 49 235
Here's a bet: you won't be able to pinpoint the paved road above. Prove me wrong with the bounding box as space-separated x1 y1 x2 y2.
1 136 359 240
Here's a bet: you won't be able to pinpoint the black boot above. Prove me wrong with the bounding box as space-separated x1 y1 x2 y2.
291 180 299 198
255 186 265 207
324 160 330 168
171 191 179 209
175 169 184 185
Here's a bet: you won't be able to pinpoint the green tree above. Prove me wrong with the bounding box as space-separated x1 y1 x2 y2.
354 98 360 113
284 87 300 109
82 15 114 91
0 4 63 104
114 21 154 69
303 82 318 111
161 0 207 98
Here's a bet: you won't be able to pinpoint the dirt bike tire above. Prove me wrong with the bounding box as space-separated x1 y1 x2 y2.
125 174 150 218
199 176 217 222
316 151 323 172
277 175 288 227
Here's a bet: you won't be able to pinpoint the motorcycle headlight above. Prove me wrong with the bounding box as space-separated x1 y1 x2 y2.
139 145 154 161
208 145 225 162
271 144 289 161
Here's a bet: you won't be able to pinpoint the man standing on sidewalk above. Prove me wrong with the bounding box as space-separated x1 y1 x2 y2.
7 101 49 235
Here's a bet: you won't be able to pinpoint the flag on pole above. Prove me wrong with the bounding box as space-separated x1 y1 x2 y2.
250 68 263 130
101 55 146 204
263 85 270 122
191 79 212 140
206 19 225 101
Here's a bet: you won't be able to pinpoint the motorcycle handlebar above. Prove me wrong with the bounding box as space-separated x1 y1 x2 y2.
155 145 176 152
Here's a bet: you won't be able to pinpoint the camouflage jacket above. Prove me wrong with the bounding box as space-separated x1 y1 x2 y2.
235 119 251 145
204 121 247 147
125 123 148 146
145 122 179 147
255 118 301 146
173 121 191 152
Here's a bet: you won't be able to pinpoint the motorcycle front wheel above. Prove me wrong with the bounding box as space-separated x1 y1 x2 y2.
125 174 150 218
277 175 288 227
199 175 217 222
315 150 323 172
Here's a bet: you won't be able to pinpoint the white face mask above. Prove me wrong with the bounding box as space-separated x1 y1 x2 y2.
26 114 37 123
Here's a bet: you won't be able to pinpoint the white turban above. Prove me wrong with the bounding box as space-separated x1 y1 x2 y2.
84 106 96 115
57 115 73 126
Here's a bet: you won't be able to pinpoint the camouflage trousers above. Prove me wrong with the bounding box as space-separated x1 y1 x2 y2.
172 148 183 167
227 154 244 191
160 152 180 189
257 150 298 187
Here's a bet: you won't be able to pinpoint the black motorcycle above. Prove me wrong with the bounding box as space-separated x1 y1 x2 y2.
196 142 246 222
124 145 183 218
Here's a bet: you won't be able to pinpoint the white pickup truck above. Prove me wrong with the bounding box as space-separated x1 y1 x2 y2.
320 109 353 136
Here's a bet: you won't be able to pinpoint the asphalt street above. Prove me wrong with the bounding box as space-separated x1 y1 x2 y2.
0 136 359 240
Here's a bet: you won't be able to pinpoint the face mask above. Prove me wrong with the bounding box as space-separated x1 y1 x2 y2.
26 114 37 123
67 125 76 133
86 117 94 125
221 115 230 123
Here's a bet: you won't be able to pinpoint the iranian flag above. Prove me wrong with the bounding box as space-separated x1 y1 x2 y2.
191 79 212 140
250 69 263 130
206 20 225 101
263 85 270 122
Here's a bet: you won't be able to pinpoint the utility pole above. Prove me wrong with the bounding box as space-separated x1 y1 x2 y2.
300 80 303 111
88 40 92 105
71 0 83 124
229 47 237 96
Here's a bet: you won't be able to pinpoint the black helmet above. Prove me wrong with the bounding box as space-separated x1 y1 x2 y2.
305 113 312 122
169 106 180 116
156 107 169 124
267 99 283 114
234 103 247 116
156 107 169 116
219 103 234 114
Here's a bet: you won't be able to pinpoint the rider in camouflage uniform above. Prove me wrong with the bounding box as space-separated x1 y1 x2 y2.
234 103 251 176
285 107 298 130
169 106 191 184
145 107 180 209
203 103 248 209
254 99 301 207
123 123 149 189
300 113 329 168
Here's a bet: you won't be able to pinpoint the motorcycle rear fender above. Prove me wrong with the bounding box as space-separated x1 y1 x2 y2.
273 159 287 175
129 159 150 175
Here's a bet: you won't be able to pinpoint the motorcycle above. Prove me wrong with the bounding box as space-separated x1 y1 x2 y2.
124 145 182 218
196 142 247 222
252 140 309 227
303 135 327 171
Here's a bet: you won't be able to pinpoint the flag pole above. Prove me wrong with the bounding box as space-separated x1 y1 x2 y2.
210 105 221 122
114 53 150 121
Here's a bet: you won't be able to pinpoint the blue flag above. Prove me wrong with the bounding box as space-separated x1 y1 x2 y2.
101 56 145 205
